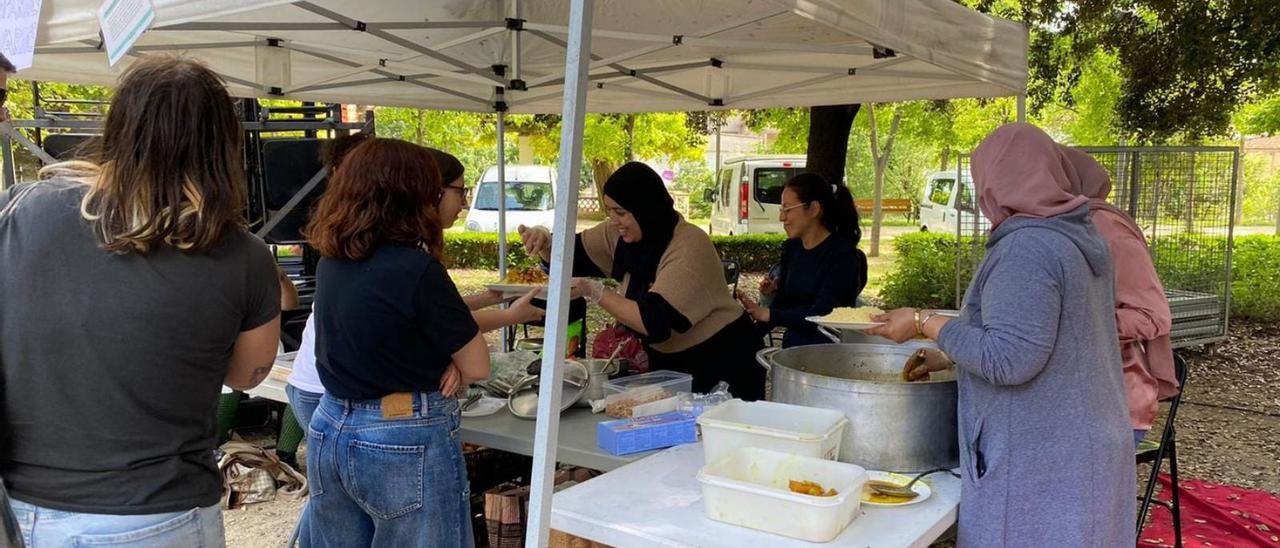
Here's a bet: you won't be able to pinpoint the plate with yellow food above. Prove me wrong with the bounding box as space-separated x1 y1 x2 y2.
486 267 549 295
860 471 932 507
806 306 885 331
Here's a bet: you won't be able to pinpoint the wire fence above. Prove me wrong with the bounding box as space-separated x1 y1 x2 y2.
954 147 1239 348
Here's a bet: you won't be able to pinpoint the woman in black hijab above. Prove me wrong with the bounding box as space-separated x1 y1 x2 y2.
520 162 764 399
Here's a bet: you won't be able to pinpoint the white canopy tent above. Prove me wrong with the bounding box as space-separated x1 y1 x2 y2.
13 1 1027 544
27 0 1026 113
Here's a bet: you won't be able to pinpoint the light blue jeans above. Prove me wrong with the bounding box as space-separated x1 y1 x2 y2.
11 499 223 547
286 384 323 431
299 391 473 548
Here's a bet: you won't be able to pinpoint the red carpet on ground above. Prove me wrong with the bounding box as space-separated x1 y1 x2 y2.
1140 474 1280 547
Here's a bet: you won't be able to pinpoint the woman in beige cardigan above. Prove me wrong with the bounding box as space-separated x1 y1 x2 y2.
520 162 765 400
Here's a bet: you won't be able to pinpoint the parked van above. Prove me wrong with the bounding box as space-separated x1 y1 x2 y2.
917 170 989 234
706 155 806 235
464 165 557 233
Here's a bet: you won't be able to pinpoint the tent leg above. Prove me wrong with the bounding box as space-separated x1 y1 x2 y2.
1 132 14 190
525 0 593 545
1016 94 1027 123
497 100 509 351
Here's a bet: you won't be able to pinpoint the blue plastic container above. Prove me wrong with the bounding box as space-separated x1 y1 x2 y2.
597 411 698 456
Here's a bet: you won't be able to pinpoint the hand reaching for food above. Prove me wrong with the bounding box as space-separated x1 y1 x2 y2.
517 225 552 260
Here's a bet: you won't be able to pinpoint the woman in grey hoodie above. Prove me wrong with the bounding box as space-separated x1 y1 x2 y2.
868 123 1135 547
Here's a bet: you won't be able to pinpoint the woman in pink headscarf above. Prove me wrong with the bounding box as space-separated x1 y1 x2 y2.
1059 145 1180 445
867 123 1134 547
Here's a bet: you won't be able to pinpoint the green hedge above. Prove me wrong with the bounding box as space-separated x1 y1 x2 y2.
874 231 1280 323
878 232 971 309
1231 236 1280 322
444 232 788 272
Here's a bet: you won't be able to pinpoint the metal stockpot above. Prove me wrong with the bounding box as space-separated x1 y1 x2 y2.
758 343 958 473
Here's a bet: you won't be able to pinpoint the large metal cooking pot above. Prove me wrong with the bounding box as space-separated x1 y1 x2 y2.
758 343 958 473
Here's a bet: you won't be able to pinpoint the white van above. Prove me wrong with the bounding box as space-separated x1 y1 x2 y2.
706 155 806 235
917 170 989 234
464 165 557 233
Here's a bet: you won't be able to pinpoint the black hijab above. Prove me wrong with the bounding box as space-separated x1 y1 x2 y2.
603 162 680 300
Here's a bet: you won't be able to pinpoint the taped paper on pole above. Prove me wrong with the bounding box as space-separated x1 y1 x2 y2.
97 0 155 67
0 0 43 70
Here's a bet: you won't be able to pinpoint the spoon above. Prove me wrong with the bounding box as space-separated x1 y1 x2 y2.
602 343 625 376
865 468 952 499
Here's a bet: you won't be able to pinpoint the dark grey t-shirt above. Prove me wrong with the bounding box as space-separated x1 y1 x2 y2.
0 179 280 514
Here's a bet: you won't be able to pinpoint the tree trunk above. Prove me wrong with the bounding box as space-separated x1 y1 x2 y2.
805 105 860 186
939 145 952 172
591 159 618 211
414 109 425 145
867 105 902 258
623 114 636 162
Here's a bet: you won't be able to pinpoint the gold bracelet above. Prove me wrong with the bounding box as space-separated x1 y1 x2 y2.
920 311 940 335
914 309 924 337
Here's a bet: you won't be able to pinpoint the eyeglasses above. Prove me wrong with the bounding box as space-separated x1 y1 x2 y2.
442 184 470 203
0 88 8 104
780 202 809 214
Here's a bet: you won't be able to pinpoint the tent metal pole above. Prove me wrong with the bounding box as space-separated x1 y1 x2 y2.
0 124 57 164
526 29 714 104
525 0 593 544
496 95 508 351
1 132 15 191
1017 94 1027 122
521 9 789 90
510 0 522 86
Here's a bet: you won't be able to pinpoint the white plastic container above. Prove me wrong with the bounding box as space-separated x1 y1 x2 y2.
697 399 848 464
697 447 867 542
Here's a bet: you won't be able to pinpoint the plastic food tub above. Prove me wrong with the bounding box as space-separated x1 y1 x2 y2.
697 399 848 465
697 447 867 542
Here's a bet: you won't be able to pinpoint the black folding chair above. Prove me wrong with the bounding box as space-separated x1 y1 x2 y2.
721 259 741 295
1136 352 1189 547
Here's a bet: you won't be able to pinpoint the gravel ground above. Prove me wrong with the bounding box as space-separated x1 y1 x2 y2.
223 298 1280 547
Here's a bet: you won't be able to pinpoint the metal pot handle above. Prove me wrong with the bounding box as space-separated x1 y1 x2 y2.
755 347 781 371
817 325 842 343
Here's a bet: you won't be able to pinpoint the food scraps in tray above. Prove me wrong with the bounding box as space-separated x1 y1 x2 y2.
502 267 548 285
788 480 838 497
818 306 885 324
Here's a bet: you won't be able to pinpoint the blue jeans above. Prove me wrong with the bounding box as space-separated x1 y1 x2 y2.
286 384 323 430
299 392 473 548
11 499 223 547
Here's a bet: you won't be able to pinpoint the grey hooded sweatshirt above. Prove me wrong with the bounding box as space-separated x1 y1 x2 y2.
938 206 1134 547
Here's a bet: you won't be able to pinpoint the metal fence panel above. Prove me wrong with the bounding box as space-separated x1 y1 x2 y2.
953 147 1238 348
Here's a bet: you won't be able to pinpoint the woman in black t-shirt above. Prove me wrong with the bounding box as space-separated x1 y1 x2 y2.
300 138 488 547
738 173 868 347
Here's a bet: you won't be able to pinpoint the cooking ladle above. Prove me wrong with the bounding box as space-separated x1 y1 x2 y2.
866 468 952 499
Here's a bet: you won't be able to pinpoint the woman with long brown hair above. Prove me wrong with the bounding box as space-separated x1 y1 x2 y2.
299 138 488 547
0 55 281 546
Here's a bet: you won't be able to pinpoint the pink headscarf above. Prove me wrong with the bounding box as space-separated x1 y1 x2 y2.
971 123 1090 227
1059 143 1180 405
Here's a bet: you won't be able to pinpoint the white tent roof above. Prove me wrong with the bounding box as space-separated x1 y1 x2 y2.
24 0 1028 113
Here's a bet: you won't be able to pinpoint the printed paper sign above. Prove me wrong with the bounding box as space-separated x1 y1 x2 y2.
97 0 155 67
0 0 43 70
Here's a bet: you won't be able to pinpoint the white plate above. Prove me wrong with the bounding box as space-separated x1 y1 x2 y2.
806 316 884 331
860 471 932 507
461 397 506 417
485 283 548 296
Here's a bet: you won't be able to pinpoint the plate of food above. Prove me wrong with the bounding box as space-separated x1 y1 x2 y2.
860 471 932 507
486 267 549 295
807 306 885 331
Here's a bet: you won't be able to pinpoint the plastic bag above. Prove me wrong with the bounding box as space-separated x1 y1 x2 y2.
676 382 733 417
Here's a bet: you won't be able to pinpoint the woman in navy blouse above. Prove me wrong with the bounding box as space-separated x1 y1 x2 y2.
738 173 867 347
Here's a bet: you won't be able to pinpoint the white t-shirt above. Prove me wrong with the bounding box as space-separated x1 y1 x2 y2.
286 315 326 394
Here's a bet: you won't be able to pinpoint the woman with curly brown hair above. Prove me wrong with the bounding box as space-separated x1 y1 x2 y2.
299 138 488 547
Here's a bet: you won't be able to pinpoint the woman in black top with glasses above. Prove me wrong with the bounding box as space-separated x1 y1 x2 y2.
738 173 867 347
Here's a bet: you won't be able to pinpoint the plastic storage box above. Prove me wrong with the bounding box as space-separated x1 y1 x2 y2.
597 411 698 456
697 447 867 542
602 370 693 418
697 399 848 464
